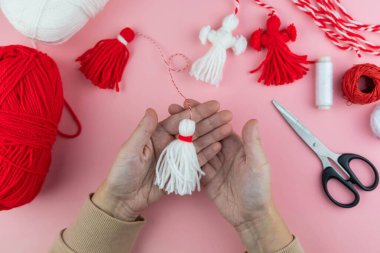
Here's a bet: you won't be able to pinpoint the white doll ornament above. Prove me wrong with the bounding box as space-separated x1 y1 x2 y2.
190 14 247 86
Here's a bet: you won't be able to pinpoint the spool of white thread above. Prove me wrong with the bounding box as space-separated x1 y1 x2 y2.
0 0 108 44
371 105 380 138
315 56 333 110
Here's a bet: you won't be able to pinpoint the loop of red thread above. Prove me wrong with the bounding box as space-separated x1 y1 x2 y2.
178 135 193 143
136 32 192 117
57 100 82 138
342 64 380 105
0 45 65 210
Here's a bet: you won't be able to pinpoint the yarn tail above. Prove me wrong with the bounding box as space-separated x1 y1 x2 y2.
250 44 310 85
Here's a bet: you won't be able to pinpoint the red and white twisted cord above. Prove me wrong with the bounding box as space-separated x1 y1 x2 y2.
291 0 380 56
253 0 276 15
234 0 240 15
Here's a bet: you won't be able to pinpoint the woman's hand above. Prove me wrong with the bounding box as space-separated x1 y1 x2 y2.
170 101 293 252
203 120 293 252
93 100 233 221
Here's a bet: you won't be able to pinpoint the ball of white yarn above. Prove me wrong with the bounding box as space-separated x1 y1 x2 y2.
371 105 380 138
0 0 108 43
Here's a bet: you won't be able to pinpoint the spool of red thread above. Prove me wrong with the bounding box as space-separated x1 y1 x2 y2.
0 45 65 210
342 64 380 105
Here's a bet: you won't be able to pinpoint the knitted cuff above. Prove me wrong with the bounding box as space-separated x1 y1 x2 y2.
275 237 304 253
244 237 304 253
62 195 145 253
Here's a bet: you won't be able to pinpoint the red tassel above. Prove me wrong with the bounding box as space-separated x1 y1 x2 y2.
250 15 310 86
76 27 135 92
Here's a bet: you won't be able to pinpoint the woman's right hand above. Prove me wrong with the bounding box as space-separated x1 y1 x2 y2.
170 101 294 253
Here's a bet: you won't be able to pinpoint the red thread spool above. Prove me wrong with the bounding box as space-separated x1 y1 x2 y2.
342 64 380 105
0 45 64 210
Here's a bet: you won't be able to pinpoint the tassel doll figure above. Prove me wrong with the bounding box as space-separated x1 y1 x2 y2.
250 14 310 85
190 14 247 86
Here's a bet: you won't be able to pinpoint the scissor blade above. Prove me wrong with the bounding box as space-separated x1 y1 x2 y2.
272 100 331 158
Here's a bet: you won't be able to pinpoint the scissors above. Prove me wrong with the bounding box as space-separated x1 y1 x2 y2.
272 100 379 208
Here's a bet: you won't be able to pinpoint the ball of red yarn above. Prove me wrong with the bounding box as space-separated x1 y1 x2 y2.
342 64 380 105
0 45 64 210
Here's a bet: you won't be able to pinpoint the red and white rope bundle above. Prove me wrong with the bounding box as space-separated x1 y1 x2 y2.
291 0 380 57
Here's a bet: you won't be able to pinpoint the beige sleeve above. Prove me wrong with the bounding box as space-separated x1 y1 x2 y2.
275 237 304 253
49 196 145 253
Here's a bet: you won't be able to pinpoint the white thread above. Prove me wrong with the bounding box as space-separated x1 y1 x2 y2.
190 14 247 86
371 105 380 138
0 0 109 44
117 35 128 46
315 56 333 110
155 119 204 195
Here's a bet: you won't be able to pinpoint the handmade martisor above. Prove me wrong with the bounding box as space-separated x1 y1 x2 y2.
190 0 247 86
0 0 108 44
0 45 80 210
155 118 205 195
250 0 310 85
77 27 135 91
77 27 204 195
292 0 380 57
342 64 380 105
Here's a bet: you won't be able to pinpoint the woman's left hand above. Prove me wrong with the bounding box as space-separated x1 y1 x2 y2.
93 100 232 221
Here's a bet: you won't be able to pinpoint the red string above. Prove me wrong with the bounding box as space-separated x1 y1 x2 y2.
234 0 240 15
58 100 82 138
136 33 192 117
178 135 193 143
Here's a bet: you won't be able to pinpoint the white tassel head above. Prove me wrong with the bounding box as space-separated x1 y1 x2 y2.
155 119 204 195
371 105 380 138
179 119 195 136
222 14 239 32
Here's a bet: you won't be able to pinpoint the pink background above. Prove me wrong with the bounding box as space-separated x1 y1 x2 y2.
0 0 380 252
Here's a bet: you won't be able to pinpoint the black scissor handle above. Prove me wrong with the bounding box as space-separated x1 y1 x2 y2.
338 153 379 191
322 167 360 208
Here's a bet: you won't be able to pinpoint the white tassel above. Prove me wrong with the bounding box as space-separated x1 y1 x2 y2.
190 14 247 87
155 119 205 195
371 105 380 138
